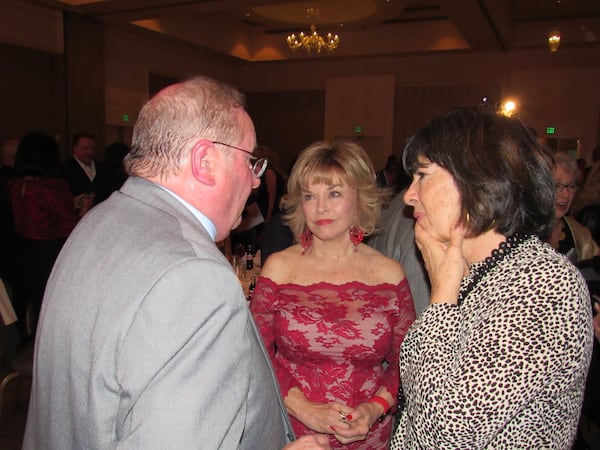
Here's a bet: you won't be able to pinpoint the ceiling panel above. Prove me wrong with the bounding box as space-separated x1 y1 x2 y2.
27 0 600 61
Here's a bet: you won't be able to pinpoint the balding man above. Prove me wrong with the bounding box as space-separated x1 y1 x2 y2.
24 77 329 450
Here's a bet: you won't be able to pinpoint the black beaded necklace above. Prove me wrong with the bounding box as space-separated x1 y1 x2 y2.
457 232 530 305
395 233 530 417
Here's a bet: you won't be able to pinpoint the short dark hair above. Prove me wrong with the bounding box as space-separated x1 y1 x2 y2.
402 107 555 237
72 132 95 147
384 154 398 172
15 132 61 178
104 141 130 168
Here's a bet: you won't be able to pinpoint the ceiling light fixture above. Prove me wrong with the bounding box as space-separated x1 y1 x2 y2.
548 29 561 52
286 8 340 55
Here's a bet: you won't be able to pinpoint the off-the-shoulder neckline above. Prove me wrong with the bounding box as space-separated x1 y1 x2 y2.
257 276 408 290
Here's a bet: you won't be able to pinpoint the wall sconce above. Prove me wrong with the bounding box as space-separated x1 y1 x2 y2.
499 99 517 117
548 30 561 52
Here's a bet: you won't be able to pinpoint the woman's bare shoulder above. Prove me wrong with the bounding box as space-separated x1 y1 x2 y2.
260 244 303 282
359 245 406 284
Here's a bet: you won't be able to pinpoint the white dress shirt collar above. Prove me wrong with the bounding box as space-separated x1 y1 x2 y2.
74 156 96 181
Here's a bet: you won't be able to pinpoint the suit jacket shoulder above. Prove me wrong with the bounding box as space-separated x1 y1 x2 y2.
24 177 292 449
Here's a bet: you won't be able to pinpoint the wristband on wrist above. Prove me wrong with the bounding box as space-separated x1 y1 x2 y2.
369 395 391 422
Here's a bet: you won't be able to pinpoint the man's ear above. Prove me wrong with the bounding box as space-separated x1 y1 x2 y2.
190 139 216 186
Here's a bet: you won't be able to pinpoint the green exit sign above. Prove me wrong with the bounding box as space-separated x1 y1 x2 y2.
354 126 363 133
546 126 556 135
122 114 130 122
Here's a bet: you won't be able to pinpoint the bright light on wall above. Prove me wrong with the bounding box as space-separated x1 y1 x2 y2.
499 100 517 117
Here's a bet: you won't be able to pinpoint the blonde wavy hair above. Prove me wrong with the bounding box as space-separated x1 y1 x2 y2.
281 141 389 242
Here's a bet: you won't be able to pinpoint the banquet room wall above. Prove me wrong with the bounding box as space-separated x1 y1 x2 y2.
0 41 66 153
0 0 599 167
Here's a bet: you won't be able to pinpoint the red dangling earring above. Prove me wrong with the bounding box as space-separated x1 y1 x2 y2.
300 227 313 255
349 226 364 252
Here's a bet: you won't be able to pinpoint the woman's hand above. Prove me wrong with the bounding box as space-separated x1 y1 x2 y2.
285 388 353 435
415 222 467 305
330 401 382 445
301 401 354 435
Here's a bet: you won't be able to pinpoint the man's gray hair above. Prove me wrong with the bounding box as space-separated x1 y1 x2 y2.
124 76 246 179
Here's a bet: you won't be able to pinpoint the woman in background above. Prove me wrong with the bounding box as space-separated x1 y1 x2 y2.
7 132 78 334
547 151 599 263
254 145 287 226
390 107 592 449
251 141 415 449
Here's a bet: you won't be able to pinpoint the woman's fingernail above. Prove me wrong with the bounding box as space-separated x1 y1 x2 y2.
346 414 353 420
330 425 336 431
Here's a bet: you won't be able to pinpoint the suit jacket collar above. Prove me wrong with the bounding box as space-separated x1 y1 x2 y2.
120 176 214 242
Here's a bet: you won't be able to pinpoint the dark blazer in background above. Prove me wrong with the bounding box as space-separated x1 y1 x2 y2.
61 157 109 203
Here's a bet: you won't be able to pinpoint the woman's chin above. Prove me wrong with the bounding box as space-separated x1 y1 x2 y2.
555 207 568 218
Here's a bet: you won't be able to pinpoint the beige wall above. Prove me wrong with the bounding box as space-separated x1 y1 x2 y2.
240 49 600 160
0 0 62 54
1 0 599 164
104 25 245 131
325 75 395 170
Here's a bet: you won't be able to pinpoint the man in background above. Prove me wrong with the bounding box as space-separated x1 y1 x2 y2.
375 154 411 194
62 131 108 213
24 76 328 450
375 154 398 189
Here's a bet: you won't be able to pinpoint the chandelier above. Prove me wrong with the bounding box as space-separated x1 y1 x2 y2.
286 8 340 55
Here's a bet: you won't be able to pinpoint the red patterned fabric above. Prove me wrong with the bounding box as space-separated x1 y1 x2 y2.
8 177 78 240
251 277 416 449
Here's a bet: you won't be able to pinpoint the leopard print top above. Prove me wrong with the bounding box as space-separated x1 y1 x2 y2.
391 235 593 449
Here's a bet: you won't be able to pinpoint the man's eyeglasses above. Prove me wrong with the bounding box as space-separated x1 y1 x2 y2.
212 141 268 178
554 181 578 193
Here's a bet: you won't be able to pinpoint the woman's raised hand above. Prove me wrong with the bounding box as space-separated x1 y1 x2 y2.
415 222 467 305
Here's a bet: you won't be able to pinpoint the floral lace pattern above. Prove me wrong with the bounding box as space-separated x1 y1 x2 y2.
8 177 78 240
251 277 416 449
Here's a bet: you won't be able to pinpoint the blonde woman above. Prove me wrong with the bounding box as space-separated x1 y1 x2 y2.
251 141 416 449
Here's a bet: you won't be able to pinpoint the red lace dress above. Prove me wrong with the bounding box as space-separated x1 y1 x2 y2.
8 176 78 240
250 277 416 449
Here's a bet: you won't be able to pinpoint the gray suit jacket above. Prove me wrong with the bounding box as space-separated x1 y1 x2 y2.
24 177 294 449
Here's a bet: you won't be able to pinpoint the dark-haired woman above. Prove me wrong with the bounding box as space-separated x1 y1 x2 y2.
7 132 78 333
390 108 593 449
